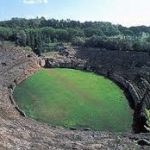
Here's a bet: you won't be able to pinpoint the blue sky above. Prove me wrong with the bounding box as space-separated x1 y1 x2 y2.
0 0 150 27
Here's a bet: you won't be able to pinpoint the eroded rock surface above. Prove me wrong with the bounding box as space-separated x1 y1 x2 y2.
0 44 150 149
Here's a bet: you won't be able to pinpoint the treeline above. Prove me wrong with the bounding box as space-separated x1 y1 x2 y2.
84 36 150 51
0 17 150 54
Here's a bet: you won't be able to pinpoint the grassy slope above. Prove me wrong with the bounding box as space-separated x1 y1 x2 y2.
14 68 132 132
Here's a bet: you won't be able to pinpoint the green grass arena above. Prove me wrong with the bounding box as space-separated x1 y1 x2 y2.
14 68 132 132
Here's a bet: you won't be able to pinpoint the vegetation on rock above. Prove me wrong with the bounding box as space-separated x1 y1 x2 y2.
144 109 150 132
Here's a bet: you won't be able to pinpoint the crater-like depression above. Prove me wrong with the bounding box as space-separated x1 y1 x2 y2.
14 68 132 132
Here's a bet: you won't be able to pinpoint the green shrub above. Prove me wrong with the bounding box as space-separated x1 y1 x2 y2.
144 109 150 131
71 36 85 46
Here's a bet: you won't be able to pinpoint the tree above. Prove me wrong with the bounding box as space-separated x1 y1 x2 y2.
0 27 13 40
16 30 27 46
72 37 85 46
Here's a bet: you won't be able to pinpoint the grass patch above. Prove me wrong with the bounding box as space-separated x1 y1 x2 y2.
14 68 132 132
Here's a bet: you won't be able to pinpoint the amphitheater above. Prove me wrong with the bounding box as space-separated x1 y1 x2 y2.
0 44 150 149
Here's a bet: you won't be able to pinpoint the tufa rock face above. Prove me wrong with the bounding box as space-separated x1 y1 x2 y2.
0 44 150 149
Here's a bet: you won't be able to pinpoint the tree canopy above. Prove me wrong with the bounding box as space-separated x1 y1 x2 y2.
0 17 150 54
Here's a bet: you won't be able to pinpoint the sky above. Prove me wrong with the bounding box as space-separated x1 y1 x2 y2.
0 0 150 27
